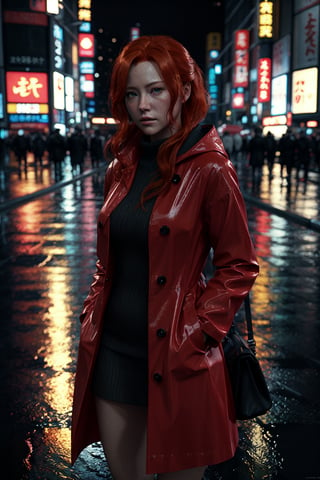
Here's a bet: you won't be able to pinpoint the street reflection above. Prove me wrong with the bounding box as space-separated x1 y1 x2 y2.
239 421 284 477
7 153 54 200
44 265 73 414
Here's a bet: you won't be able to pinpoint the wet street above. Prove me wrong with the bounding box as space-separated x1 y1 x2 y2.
0 152 320 480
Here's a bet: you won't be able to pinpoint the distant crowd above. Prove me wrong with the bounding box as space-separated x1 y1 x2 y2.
221 126 320 189
0 126 112 180
1 125 320 190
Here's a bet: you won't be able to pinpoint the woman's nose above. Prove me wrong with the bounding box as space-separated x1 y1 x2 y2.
138 93 150 111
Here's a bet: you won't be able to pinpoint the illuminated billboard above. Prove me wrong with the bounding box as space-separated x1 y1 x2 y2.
232 93 245 109
257 58 272 103
78 34 94 57
293 4 319 70
65 76 75 112
53 71 65 110
258 0 274 39
46 0 59 15
233 30 249 88
78 0 92 22
6 72 48 103
80 61 94 74
291 67 318 114
271 74 287 115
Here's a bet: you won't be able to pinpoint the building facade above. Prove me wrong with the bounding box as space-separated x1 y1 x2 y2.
0 0 94 137
211 0 320 137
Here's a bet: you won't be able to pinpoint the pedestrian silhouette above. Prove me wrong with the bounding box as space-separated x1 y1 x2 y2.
11 129 31 171
67 127 88 174
248 126 265 188
278 129 296 191
264 131 277 180
89 129 104 168
31 131 47 168
46 129 67 180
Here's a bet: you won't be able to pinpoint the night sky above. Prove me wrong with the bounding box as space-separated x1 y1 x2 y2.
92 0 224 72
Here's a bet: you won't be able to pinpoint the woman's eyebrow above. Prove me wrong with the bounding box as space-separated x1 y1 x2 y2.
126 80 165 89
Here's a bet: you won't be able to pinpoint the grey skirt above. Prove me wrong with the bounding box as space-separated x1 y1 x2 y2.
92 345 148 406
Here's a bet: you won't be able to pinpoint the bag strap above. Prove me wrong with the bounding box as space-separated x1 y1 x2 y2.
244 294 257 354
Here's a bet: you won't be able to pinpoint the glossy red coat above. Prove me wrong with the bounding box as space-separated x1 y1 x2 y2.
71 126 259 474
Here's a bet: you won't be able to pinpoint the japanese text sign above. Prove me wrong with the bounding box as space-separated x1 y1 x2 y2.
258 0 274 39
6 72 48 103
233 30 249 88
293 5 319 69
257 58 272 102
78 0 92 22
291 67 318 114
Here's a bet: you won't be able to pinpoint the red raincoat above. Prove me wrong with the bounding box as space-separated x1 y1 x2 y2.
71 125 259 474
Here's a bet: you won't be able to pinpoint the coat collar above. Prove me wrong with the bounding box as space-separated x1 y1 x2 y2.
176 124 228 164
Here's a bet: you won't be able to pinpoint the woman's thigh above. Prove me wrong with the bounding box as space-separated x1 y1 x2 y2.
95 396 154 480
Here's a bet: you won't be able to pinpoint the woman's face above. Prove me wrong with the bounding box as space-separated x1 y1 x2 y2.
125 61 185 142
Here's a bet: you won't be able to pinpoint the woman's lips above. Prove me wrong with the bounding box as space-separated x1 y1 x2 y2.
140 118 156 125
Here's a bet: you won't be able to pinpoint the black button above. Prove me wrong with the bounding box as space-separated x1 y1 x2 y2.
153 373 163 382
157 328 167 338
98 221 103 229
160 225 170 236
172 174 181 184
157 276 167 285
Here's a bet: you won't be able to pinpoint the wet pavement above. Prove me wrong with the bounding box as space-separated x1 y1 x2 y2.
0 151 320 480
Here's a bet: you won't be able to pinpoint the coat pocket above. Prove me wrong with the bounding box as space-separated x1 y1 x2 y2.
169 292 208 380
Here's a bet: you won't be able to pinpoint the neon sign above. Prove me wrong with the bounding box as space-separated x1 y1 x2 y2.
6 72 48 103
257 58 271 102
258 0 274 39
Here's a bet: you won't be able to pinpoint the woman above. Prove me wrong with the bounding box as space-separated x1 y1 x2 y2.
71 35 259 480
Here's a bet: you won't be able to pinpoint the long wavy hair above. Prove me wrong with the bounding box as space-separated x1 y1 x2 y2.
107 35 209 201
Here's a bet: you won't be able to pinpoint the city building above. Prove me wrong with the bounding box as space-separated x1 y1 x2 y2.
209 0 320 137
0 0 93 137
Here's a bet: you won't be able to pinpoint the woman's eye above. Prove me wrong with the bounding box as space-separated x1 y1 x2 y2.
125 91 137 99
151 87 163 95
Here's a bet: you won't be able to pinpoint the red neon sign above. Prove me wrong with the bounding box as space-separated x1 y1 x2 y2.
6 72 48 103
232 93 245 109
257 58 271 103
78 33 94 57
233 30 249 88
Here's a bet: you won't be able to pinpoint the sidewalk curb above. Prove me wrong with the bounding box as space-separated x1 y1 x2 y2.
0 166 106 214
243 192 320 233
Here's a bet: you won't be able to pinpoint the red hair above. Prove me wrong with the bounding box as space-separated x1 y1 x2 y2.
107 35 209 200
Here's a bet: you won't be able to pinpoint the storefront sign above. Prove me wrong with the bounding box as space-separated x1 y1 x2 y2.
293 5 319 69
78 0 92 22
53 71 65 110
232 92 245 109
6 71 48 103
78 34 94 57
271 74 288 115
291 67 318 113
257 58 272 102
233 30 249 88
258 0 274 39
53 24 64 72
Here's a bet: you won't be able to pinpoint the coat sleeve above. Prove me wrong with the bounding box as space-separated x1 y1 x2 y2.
79 161 115 324
196 155 259 343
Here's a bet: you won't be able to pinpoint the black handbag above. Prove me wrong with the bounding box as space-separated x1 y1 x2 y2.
222 295 272 420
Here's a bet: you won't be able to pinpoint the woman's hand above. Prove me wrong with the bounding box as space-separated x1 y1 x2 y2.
202 332 219 348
